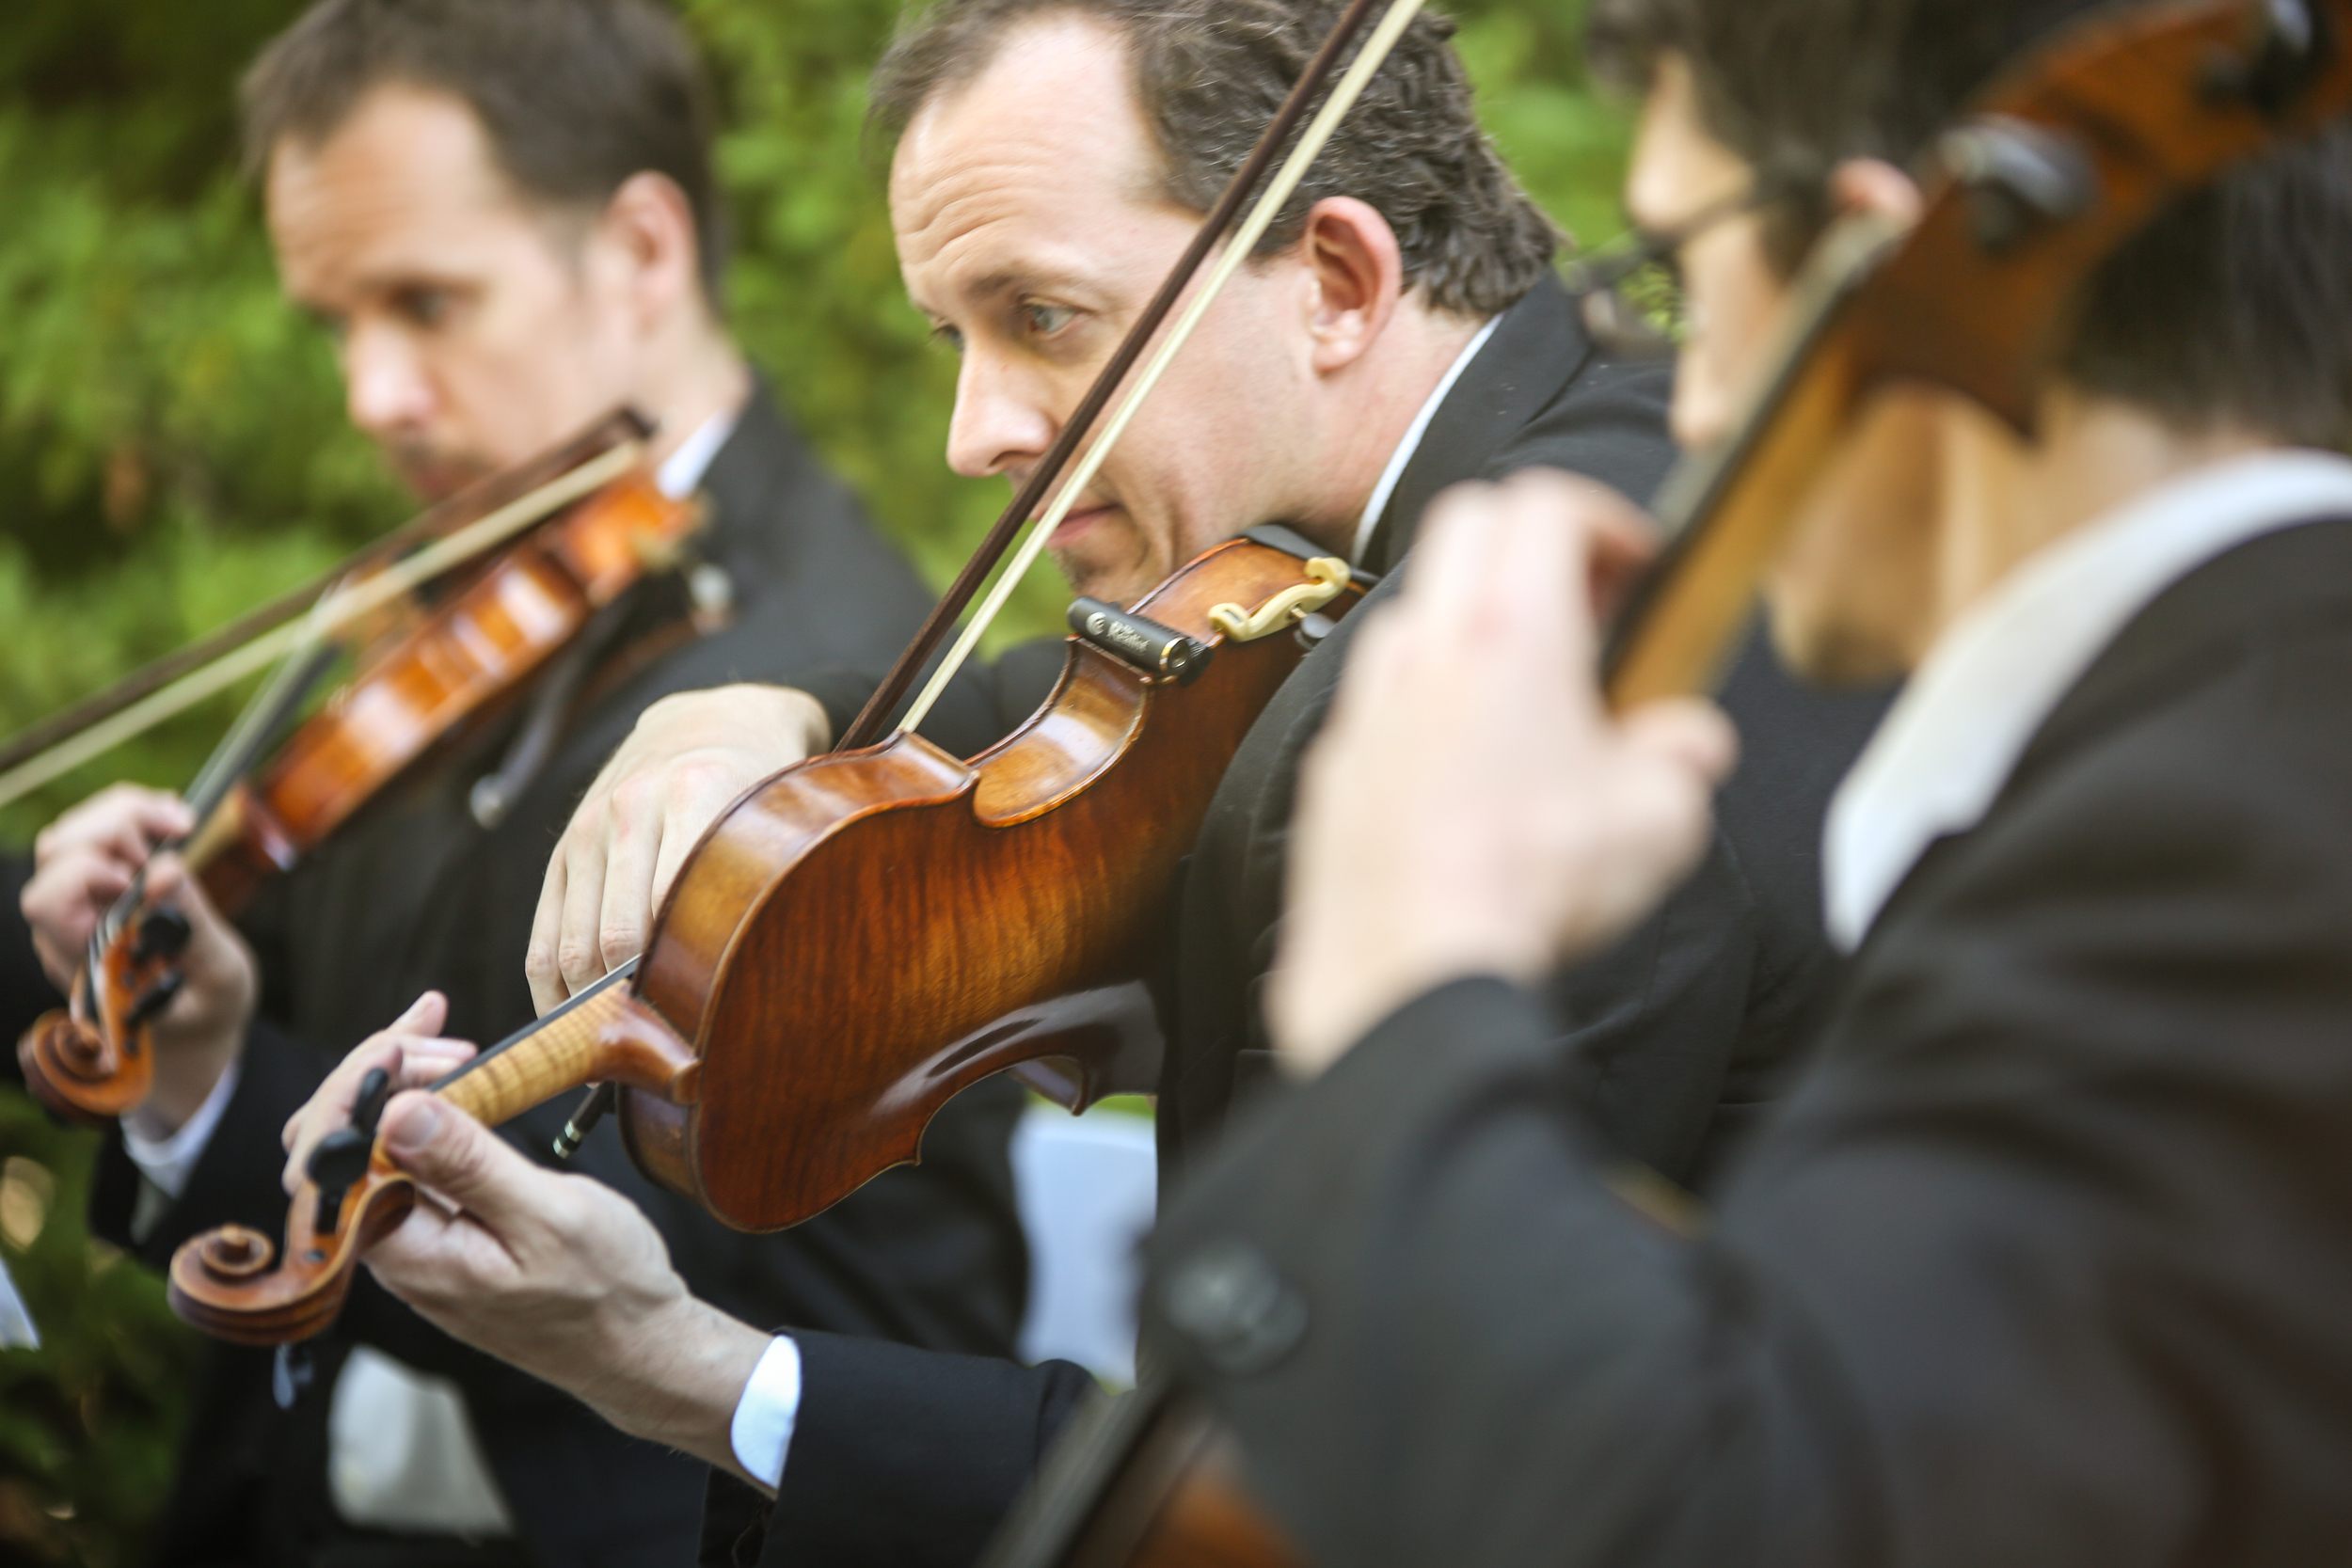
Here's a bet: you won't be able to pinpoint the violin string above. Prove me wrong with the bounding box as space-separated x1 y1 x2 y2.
425 955 642 1095
892 0 1429 737
0 441 642 816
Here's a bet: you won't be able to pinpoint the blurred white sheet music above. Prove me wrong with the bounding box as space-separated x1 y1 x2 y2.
0 1254 37 1349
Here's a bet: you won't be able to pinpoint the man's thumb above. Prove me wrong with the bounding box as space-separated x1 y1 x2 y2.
378 1092 526 1220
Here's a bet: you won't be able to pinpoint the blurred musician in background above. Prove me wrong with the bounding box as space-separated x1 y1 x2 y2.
15 1 1030 1563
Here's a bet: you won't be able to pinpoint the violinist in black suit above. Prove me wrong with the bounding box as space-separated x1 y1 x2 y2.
274 1 1887 1562
16 2 1025 1564
1142 0 2352 1562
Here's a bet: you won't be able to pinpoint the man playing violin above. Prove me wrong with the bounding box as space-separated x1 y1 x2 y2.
15 2 1032 1564
279 0 1890 1561
1135 0 2352 1561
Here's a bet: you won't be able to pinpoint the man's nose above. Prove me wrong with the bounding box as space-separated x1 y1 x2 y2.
342 320 437 442
945 353 1057 481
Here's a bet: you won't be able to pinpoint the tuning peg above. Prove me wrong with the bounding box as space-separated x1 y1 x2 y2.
351 1067 395 1138
131 905 193 963
308 1068 395 1238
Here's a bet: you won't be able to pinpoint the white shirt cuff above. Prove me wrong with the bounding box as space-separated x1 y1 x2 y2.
120 1060 241 1201
729 1335 803 1491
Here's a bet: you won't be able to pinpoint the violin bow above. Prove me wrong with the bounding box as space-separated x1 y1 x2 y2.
0 421 648 811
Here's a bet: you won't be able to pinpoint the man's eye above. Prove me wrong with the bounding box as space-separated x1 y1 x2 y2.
1022 303 1076 338
392 287 453 329
930 321 965 353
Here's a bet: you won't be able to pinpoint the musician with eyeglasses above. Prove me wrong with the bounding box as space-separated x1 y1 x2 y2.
1138 0 2352 1561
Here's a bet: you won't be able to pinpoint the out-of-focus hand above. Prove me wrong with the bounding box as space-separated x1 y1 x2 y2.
22 785 259 1134
283 992 768 1480
527 685 829 1014
1270 469 1738 1076
24 784 193 987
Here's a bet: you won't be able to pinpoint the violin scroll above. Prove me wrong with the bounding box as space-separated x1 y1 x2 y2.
13 899 202 1125
166 971 700 1345
16 1009 142 1125
167 1164 420 1348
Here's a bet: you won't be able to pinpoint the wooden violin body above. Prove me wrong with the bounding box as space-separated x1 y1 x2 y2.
166 534 1359 1340
616 534 1358 1229
18 412 700 1127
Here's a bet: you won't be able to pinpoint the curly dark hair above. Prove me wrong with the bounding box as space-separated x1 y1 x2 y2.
868 0 1559 318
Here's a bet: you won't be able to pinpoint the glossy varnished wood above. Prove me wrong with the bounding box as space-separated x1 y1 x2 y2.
622 538 1358 1229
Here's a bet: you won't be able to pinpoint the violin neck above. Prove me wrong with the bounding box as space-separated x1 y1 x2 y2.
431 974 697 1129
1602 213 1906 713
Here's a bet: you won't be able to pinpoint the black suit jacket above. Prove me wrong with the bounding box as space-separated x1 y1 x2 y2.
710 278 1888 1566
0 855 61 1055
1145 515 2352 1567
87 383 1031 1568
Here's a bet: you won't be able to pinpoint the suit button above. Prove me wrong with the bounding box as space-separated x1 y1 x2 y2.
1162 1240 1307 1375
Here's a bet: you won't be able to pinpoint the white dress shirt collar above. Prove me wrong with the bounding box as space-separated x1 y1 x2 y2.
1823 448 2352 951
656 404 741 499
1349 315 1502 563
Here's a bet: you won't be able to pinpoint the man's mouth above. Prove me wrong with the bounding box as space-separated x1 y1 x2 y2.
1042 499 1118 547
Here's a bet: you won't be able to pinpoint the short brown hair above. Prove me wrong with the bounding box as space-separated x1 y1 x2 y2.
242 0 728 302
868 0 1559 318
1588 0 2352 449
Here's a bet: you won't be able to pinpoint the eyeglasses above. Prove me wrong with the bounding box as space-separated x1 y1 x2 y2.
1560 184 1777 357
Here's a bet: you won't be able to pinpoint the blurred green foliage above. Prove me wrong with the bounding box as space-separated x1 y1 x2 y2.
0 0 1626 1560
0 1097 196 1566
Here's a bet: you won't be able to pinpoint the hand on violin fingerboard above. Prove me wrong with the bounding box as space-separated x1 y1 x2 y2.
1271 470 1737 1076
23 784 258 1135
24 784 194 990
280 990 770 1482
527 684 831 1013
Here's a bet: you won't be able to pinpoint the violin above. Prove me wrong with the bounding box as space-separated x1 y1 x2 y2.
167 531 1364 1340
16 411 704 1126
965 0 2352 1563
167 0 1409 1339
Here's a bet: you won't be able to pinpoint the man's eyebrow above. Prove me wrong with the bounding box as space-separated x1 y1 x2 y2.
956 264 1095 306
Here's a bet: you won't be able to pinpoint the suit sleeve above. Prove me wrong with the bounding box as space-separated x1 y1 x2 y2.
701 1332 1097 1568
0 854 61 1059
88 1016 313 1260
1142 666 2352 1568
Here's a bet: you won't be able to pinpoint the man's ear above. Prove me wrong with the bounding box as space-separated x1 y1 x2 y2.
1827 158 1924 228
594 170 706 329
1296 196 1405 373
